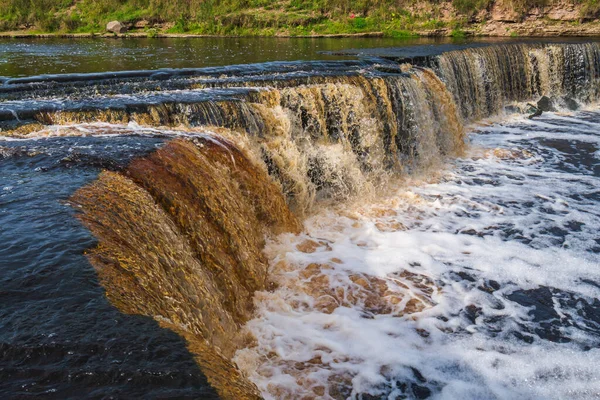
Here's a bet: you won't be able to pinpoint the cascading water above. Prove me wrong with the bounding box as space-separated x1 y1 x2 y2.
2 42 600 399
432 43 600 121
69 136 299 399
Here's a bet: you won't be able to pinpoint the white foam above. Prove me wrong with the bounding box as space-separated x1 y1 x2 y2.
235 111 600 399
0 122 226 141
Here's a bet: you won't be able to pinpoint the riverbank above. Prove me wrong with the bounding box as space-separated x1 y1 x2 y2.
0 31 387 39
2 1 600 39
3 20 600 39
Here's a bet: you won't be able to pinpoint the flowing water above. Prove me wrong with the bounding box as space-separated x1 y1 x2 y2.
235 110 600 399
1 39 599 399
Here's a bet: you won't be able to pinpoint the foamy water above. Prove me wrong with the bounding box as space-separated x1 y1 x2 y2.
235 110 600 399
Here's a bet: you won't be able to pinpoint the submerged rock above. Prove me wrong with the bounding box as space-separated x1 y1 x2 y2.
106 21 127 34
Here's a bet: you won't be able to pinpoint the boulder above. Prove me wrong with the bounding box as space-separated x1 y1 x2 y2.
537 96 556 112
106 21 127 34
561 96 580 111
526 103 542 119
528 108 543 119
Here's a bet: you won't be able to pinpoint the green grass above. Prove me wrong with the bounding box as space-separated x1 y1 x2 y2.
450 28 467 38
0 0 599 36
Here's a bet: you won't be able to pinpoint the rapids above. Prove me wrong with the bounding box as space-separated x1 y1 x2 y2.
1 41 600 399
234 110 600 399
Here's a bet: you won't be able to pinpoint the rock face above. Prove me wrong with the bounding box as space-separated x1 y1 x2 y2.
490 0 521 22
106 21 127 34
133 20 149 29
404 1 600 37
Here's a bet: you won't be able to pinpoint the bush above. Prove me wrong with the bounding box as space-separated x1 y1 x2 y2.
350 17 367 30
146 27 158 37
450 28 467 37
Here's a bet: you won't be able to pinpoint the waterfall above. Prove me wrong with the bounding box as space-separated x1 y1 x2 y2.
4 42 600 399
434 43 600 121
70 137 299 399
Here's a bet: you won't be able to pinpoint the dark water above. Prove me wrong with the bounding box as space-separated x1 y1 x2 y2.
0 137 218 399
0 37 431 77
1 36 599 78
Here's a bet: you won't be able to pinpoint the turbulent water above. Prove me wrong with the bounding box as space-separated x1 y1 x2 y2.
1 42 600 399
235 110 600 399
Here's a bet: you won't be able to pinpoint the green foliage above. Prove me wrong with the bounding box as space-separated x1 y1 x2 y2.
0 0 598 36
450 28 467 37
168 16 189 33
388 29 418 38
350 17 367 30
146 27 158 37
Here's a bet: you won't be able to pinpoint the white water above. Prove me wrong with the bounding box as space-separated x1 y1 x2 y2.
235 111 600 399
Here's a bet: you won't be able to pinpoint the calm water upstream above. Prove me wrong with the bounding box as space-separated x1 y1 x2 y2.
1 36 599 77
1 38 599 399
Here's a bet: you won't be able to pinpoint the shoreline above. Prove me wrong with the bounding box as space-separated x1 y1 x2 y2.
0 31 386 39
3 22 600 39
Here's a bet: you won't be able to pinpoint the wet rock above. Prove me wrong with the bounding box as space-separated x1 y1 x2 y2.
296 239 322 253
537 96 556 112
561 96 580 111
512 331 534 344
360 394 382 400
411 384 432 399
458 228 485 237
528 105 543 119
478 279 501 293
453 271 476 282
411 367 427 383
416 328 430 338
464 304 482 324
106 21 127 34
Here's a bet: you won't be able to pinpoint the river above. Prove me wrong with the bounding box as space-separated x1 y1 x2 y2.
1 38 599 400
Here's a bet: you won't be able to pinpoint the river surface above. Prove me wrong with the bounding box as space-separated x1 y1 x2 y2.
1 36 599 77
1 38 600 400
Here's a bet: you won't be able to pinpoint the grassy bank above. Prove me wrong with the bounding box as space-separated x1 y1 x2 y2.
0 0 599 37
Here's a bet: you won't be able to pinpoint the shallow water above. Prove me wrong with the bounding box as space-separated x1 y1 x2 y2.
235 110 600 399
